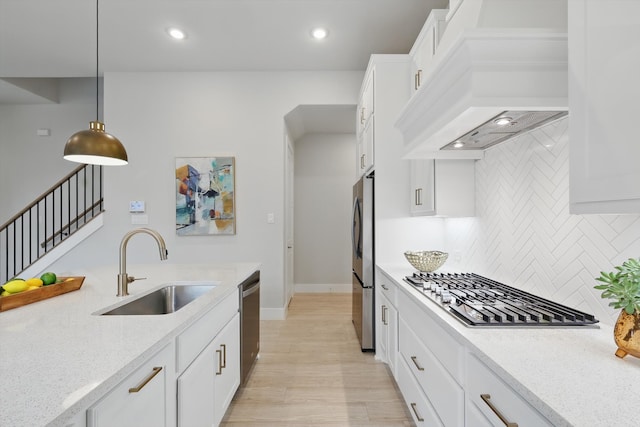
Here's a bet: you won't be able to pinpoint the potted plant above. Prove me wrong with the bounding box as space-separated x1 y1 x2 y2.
595 257 640 358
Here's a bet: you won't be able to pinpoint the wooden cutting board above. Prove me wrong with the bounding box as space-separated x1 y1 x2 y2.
0 276 85 312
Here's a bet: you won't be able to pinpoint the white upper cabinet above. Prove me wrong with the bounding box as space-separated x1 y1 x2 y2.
410 159 475 217
409 9 448 93
355 55 411 177
568 0 640 213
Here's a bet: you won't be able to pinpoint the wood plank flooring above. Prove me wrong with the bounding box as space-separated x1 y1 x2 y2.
220 293 415 426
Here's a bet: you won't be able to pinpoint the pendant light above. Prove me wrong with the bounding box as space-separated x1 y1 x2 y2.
63 0 128 166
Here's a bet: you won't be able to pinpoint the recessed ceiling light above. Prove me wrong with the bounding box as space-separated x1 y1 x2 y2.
311 27 328 40
167 27 186 40
453 141 465 148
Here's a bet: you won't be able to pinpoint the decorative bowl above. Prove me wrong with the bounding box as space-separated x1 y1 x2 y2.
404 251 449 272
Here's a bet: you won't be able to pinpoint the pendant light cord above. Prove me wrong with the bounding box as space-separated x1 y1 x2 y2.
96 0 99 121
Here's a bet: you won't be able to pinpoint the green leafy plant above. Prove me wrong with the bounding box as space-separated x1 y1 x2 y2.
595 258 640 314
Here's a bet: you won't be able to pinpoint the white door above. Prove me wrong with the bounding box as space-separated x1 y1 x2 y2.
284 136 295 307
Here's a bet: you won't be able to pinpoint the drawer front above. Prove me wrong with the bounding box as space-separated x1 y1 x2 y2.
466 353 553 427
396 355 443 426
88 343 174 427
399 317 464 427
377 270 397 306
398 290 463 382
176 290 239 373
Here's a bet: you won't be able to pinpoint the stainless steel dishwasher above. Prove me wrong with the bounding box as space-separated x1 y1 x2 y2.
239 271 260 384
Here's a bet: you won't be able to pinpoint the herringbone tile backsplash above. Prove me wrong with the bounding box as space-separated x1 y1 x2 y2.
444 118 640 325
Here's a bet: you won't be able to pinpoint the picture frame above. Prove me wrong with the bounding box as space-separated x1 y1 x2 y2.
175 157 235 235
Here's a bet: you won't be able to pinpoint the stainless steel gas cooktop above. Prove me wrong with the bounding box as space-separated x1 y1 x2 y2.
404 272 599 328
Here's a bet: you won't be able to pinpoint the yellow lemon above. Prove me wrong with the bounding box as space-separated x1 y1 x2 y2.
27 285 40 291
1 290 12 297
25 278 44 287
3 279 28 294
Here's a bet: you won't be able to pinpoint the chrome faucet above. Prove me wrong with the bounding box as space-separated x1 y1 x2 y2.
117 228 168 296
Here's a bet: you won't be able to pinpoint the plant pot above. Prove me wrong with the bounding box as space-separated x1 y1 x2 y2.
613 310 640 358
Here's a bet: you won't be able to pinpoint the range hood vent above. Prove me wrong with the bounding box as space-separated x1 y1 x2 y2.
441 110 568 151
396 0 569 159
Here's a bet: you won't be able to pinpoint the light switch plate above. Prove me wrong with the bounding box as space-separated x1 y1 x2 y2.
129 201 145 213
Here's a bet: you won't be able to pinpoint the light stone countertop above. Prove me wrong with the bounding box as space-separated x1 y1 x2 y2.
0 262 260 427
378 263 640 427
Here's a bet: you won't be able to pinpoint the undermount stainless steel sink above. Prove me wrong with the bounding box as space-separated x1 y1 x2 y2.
99 283 217 315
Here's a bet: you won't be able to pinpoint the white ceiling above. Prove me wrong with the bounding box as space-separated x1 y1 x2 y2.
0 0 447 131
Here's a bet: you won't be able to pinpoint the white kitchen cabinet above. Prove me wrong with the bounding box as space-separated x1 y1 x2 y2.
376 268 398 375
410 159 475 217
409 9 448 93
87 343 175 427
568 0 640 213
355 55 411 177
396 354 443 426
177 313 240 427
466 353 553 427
212 313 240 426
176 290 240 427
177 340 215 426
396 289 464 427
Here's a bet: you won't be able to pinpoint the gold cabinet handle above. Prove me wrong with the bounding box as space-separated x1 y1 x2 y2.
216 349 223 375
410 403 424 422
417 69 422 88
221 344 227 369
415 188 423 206
381 284 389 291
381 305 387 325
360 107 365 124
360 154 365 169
410 356 425 371
480 394 518 427
128 366 162 393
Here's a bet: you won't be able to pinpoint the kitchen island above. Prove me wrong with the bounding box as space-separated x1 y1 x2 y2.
378 263 640 427
0 262 259 427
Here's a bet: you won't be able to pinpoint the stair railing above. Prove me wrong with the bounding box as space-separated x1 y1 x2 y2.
0 164 104 283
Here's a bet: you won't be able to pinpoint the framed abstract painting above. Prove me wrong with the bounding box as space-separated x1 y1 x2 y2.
175 157 235 235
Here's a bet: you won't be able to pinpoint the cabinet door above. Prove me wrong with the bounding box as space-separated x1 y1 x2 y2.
88 345 172 427
177 343 215 427
377 292 389 363
360 116 374 174
410 159 435 215
386 302 398 376
213 313 241 426
569 0 640 213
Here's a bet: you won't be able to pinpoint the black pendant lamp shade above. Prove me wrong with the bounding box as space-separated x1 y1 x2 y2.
63 0 128 166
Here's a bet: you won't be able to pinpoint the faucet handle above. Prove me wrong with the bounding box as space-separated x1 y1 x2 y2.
128 276 147 283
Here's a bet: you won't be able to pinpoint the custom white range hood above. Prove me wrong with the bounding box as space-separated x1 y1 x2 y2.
397 0 568 159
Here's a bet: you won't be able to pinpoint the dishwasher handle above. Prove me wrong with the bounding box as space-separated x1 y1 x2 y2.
242 281 260 298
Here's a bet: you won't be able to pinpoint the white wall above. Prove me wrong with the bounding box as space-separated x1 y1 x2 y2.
440 117 640 325
44 71 362 315
293 132 355 291
0 79 94 220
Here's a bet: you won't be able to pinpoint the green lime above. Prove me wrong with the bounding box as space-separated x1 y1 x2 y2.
40 272 57 286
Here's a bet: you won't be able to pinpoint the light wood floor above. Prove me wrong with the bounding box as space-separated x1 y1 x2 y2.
220 293 415 427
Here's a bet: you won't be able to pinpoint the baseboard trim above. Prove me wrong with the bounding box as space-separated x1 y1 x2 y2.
294 283 351 293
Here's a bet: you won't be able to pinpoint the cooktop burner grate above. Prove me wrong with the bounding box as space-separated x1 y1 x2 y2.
404 272 599 327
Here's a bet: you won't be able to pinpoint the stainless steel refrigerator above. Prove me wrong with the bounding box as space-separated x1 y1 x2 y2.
352 172 374 351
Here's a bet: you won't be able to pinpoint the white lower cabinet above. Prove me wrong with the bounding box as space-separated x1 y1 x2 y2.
87 343 175 427
176 291 240 427
86 287 242 427
390 278 553 427
177 313 240 427
466 353 553 427
396 354 443 426
375 268 398 376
